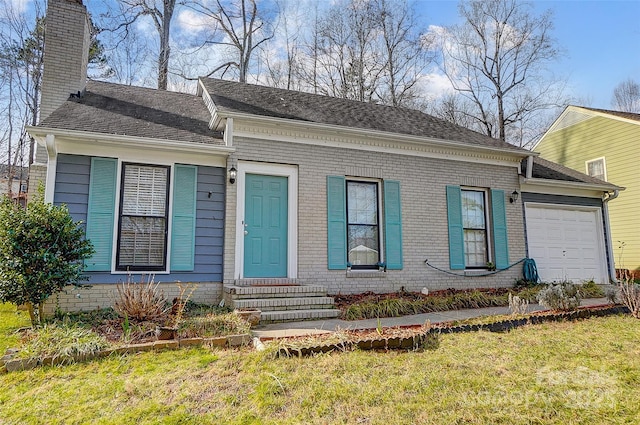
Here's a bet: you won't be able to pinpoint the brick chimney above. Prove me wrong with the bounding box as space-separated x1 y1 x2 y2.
35 0 90 164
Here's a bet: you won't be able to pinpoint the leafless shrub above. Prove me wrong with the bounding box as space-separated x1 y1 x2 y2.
619 278 640 319
508 293 528 315
114 274 169 323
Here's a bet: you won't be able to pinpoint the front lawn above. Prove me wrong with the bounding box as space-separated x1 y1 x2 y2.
1 303 639 424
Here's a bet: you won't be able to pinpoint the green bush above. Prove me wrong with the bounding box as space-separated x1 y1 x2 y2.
0 193 94 326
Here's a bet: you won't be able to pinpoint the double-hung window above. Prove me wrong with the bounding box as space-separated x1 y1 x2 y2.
461 189 488 268
327 176 403 270
346 181 380 268
116 163 170 271
446 185 508 270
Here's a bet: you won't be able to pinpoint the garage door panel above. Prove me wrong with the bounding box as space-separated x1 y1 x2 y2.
525 204 607 284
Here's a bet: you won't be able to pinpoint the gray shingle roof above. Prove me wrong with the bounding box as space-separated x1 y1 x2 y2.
201 78 527 153
522 156 621 189
578 106 640 122
39 80 223 144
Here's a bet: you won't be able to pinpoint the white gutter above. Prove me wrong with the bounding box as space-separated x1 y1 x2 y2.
25 126 235 156
526 155 534 179
603 189 620 282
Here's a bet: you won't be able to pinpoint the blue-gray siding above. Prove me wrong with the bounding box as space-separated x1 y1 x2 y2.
54 154 225 284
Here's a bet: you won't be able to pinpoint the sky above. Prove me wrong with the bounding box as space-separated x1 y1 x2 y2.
415 0 640 109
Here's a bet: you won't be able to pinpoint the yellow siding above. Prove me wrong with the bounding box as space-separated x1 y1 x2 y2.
536 116 640 271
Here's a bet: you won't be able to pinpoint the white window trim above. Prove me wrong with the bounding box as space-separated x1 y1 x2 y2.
345 177 385 268
585 157 607 181
234 161 298 279
110 161 175 274
461 187 492 268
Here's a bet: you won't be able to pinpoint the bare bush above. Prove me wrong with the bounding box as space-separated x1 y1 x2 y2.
114 275 169 323
619 279 640 319
508 293 528 315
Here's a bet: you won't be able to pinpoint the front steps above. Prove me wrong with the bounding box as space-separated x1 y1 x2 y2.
223 284 340 324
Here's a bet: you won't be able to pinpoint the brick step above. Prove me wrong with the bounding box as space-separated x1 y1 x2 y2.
223 284 328 299
260 308 341 324
233 278 299 286
233 297 336 311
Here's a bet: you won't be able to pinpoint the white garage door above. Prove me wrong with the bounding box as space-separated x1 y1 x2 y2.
525 203 608 283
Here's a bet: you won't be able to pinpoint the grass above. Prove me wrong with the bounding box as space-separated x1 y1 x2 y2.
1 302 640 424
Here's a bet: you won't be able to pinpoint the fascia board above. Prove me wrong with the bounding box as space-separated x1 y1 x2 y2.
520 176 625 198
219 111 532 161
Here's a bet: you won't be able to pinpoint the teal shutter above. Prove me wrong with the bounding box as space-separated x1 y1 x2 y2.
446 185 465 270
85 157 117 271
491 189 509 269
171 165 198 271
383 180 403 270
327 176 347 269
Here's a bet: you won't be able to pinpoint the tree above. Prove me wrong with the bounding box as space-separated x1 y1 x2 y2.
437 0 566 147
0 191 94 326
612 78 640 113
102 0 177 90
183 0 275 83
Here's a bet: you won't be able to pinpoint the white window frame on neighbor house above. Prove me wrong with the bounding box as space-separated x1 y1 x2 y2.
586 157 607 181
461 187 492 268
234 161 298 279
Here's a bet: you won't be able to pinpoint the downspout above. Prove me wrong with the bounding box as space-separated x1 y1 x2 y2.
603 189 619 282
44 134 57 204
526 155 534 179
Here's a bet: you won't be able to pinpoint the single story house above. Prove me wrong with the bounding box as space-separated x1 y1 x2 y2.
27 0 622 319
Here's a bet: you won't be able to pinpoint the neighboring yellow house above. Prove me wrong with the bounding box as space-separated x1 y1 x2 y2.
534 106 639 273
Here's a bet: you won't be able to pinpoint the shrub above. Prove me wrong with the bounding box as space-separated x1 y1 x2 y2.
19 324 109 363
508 293 528 315
618 278 640 319
114 274 169 323
578 280 605 298
536 282 581 311
0 192 94 326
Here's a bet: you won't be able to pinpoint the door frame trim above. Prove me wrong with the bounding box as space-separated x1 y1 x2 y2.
235 161 298 279
524 202 608 283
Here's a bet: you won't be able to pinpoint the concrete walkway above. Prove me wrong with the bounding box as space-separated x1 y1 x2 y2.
252 298 610 339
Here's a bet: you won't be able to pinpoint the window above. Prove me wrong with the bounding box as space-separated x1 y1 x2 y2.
116 164 170 271
461 189 488 268
586 158 606 181
326 176 402 270
446 186 508 270
346 181 380 268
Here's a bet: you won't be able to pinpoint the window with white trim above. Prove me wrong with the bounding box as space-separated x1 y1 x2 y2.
116 163 170 271
461 189 489 268
346 180 380 268
586 158 606 181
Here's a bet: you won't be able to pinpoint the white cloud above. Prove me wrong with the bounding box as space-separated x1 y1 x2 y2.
176 9 212 36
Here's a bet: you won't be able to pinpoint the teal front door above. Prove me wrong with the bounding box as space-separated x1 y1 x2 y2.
244 174 288 278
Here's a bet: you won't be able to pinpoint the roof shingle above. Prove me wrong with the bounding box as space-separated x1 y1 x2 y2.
39 80 223 144
201 78 527 153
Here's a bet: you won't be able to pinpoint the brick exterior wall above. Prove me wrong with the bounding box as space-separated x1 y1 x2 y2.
224 137 527 294
27 163 47 201
36 0 90 164
43 282 223 315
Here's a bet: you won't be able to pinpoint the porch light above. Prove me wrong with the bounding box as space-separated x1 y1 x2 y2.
229 166 237 184
510 190 519 203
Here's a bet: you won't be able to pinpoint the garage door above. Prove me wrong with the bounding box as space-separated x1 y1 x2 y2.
525 204 608 283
